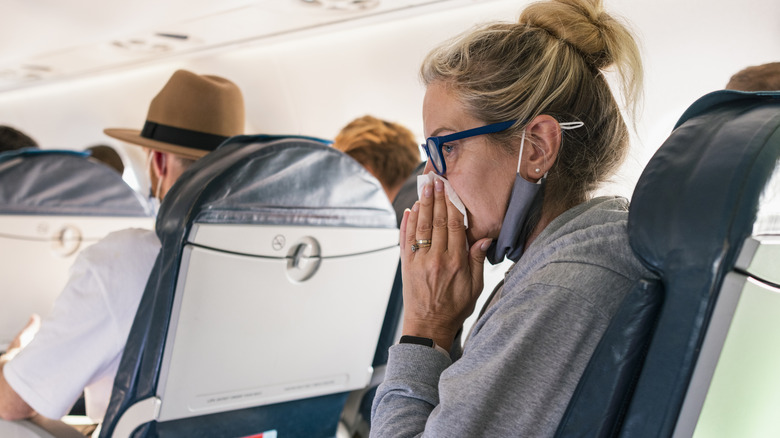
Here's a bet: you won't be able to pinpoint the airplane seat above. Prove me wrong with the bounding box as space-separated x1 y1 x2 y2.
555 90 780 437
97 135 400 438
0 149 155 351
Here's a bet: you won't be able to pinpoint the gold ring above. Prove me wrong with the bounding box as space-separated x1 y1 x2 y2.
411 239 432 252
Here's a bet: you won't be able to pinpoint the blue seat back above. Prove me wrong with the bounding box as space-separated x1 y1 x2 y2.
99 135 399 438
555 91 780 437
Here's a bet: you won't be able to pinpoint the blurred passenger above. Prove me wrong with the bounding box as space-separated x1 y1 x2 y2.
85 144 124 175
371 0 655 435
333 115 421 213
0 126 38 153
0 69 245 427
725 61 780 91
390 161 425 225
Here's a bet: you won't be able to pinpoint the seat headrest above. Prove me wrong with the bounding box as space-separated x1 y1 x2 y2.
0 149 153 217
156 135 396 241
629 90 780 275
674 90 780 129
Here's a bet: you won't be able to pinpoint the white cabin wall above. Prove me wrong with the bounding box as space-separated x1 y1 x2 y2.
610 0 780 198
0 64 185 192
185 0 523 139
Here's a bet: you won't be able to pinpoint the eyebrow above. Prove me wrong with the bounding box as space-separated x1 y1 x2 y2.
429 127 453 137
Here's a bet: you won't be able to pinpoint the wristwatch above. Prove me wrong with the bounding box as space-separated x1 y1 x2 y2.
399 335 449 356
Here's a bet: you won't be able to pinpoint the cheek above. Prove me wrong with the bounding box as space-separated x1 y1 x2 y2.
451 180 506 242
447 142 516 242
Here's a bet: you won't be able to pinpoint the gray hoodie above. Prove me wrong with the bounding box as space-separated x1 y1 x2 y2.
371 197 655 437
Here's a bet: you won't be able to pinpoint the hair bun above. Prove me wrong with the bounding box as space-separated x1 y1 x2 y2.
519 0 622 69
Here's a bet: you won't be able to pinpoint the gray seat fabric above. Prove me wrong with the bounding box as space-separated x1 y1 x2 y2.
0 149 152 217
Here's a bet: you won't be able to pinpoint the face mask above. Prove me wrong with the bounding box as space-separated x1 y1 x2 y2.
486 121 584 264
486 130 543 264
146 152 162 215
417 172 468 228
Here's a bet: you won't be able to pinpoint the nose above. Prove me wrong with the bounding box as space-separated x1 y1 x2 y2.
422 159 436 175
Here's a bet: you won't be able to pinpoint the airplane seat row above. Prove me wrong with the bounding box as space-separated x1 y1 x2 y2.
97 135 401 438
555 90 780 437
0 149 155 351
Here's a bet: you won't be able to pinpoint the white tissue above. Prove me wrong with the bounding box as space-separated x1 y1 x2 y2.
417 173 468 228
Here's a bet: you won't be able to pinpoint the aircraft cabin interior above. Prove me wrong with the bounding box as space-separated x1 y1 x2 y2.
0 0 778 437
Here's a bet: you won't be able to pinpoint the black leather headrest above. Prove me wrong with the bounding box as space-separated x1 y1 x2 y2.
629 91 780 276
621 91 780 437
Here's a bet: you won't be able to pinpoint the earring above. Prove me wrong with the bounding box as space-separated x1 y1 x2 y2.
535 168 541 173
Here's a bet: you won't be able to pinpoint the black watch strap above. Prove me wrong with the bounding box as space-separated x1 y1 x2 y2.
399 335 435 348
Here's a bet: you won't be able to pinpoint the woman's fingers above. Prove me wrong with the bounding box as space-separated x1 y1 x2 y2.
399 177 483 348
400 207 411 253
444 186 467 254
430 178 449 252
414 182 434 253
404 201 420 256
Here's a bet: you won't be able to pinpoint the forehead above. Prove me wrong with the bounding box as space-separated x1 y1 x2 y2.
422 82 477 136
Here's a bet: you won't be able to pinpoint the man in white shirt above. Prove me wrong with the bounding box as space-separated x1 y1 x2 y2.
0 69 245 424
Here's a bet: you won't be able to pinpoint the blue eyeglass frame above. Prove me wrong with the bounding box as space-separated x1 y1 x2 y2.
422 119 518 175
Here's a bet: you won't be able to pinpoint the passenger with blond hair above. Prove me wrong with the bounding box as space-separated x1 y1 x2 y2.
370 0 654 435
333 115 421 203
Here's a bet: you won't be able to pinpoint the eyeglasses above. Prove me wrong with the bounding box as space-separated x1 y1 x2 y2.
422 120 517 176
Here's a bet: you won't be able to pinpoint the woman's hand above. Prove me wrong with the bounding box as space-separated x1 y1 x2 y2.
400 178 492 350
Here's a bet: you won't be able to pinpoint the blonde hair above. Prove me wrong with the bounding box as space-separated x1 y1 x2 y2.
333 115 420 191
421 0 643 210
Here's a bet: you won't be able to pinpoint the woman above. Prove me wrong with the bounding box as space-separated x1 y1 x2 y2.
370 0 653 435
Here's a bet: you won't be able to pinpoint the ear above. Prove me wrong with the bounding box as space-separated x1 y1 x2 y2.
521 114 561 181
149 150 168 180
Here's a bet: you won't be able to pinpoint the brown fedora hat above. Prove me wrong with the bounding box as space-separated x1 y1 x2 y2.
104 69 245 160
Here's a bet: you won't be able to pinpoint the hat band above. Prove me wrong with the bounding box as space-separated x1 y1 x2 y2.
141 121 229 152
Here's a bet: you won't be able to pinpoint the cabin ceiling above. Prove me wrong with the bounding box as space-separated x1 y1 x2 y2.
0 0 464 92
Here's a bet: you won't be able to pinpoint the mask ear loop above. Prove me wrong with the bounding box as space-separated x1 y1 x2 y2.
155 170 163 201
518 129 546 184
516 130 525 175
519 121 583 183
145 152 154 199
559 121 585 130
539 120 584 180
